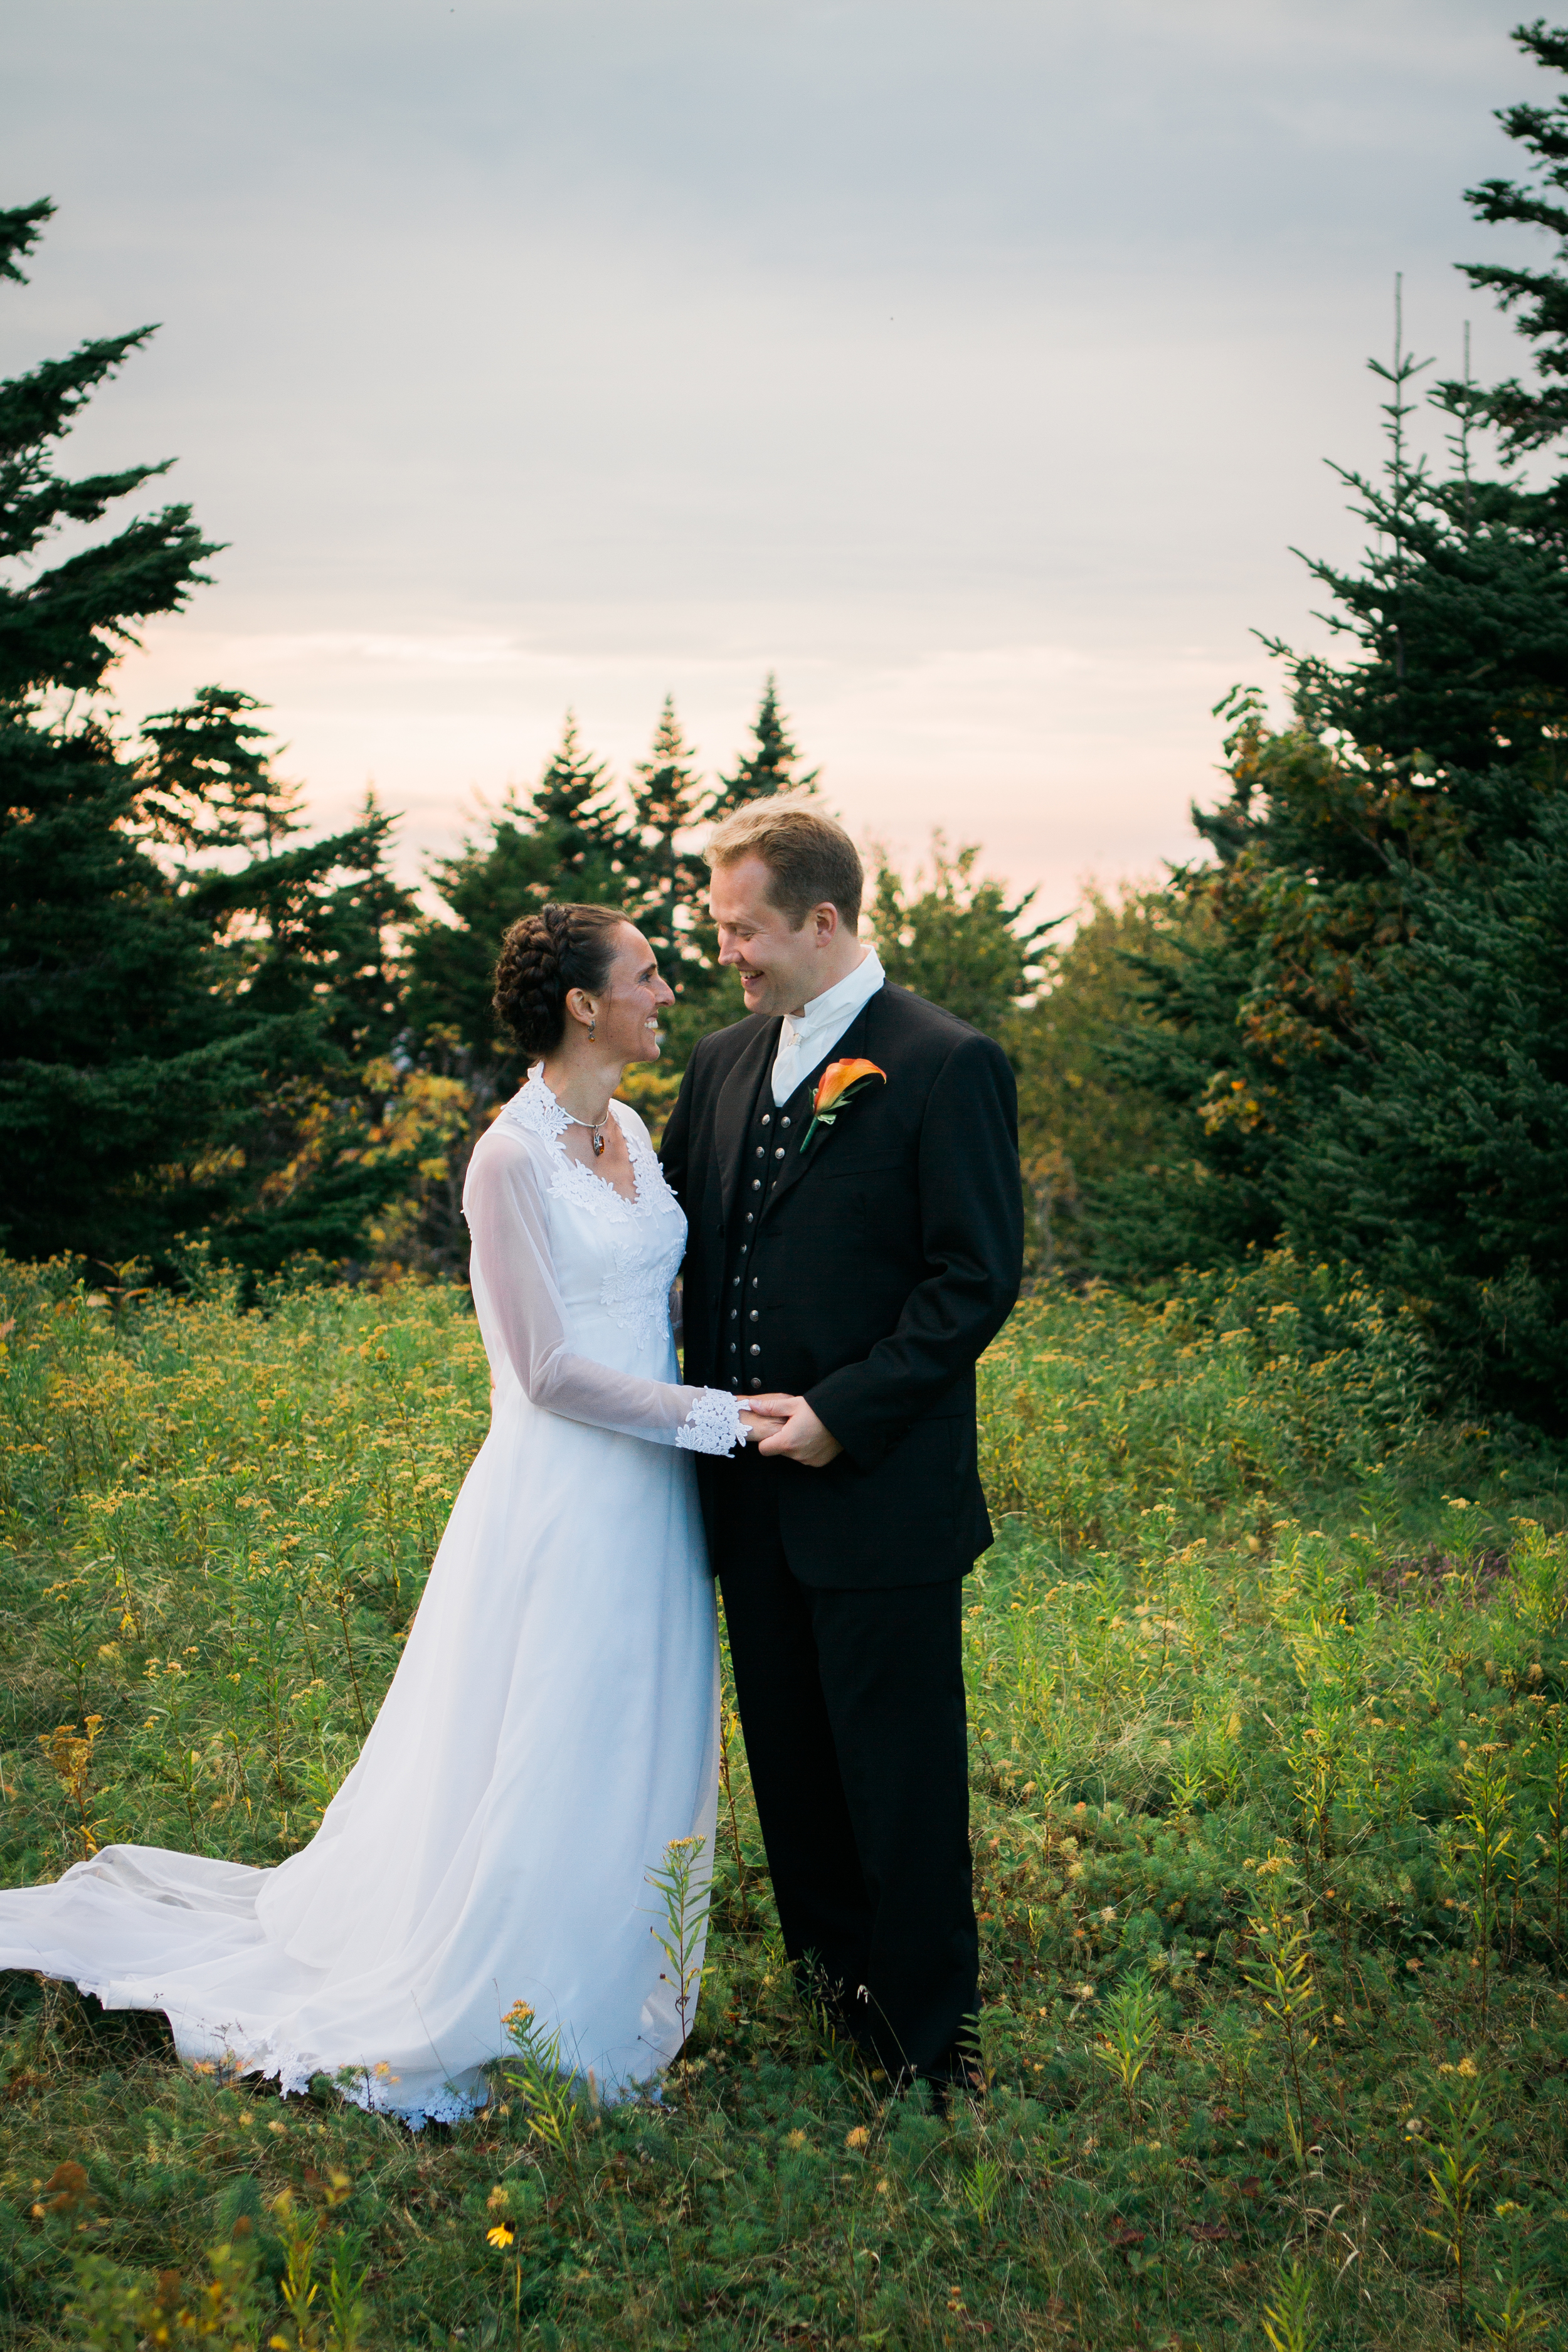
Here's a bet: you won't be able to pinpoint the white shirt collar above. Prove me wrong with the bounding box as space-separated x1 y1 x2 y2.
785 946 885 1037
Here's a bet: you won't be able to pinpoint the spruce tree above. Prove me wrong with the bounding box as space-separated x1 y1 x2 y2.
137 684 307 855
871 837 1050 1037
1094 22 1568 1419
0 208 426 1274
525 712 627 898
0 201 290 1266
404 712 631 1089
625 694 709 972
1454 18 1568 455
404 786 561 1083
712 675 818 815
0 201 215 699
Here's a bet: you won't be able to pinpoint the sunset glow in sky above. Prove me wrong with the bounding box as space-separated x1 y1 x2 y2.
1 0 1548 916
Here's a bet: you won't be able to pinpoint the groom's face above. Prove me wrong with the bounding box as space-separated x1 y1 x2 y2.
710 856 834 1019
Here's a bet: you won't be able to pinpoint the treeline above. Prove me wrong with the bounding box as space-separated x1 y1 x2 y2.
8 15 1568 1429
1078 18 1568 1429
0 191 1051 1285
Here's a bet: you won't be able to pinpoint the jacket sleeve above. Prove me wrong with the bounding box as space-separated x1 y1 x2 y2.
462 1125 744 1456
803 1030 1023 1468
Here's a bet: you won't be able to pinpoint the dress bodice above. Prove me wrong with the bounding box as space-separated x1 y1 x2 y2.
490 1076 686 1374
462 1074 743 1459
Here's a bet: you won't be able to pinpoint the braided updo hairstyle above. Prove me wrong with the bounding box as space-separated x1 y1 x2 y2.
493 902 630 1061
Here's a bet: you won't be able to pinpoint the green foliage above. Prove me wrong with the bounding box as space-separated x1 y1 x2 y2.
1093 55 1568 1422
1454 17 1568 457
0 204 278 1271
1004 883 1196 1277
621 694 723 1059
870 834 1049 1038
0 212 423 1281
404 679 824 1094
3 1252 1568 2346
0 199 216 701
711 672 819 812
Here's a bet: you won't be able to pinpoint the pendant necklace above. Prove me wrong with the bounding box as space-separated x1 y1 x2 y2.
563 1105 612 1156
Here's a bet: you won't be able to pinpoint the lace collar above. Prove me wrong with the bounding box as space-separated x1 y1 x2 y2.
502 1069 665 1215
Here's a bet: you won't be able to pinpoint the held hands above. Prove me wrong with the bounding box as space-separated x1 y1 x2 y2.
743 1393 844 1468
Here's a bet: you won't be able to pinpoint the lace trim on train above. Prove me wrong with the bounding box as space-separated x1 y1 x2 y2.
674 1390 747 1458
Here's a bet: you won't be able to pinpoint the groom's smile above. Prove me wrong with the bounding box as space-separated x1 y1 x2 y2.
709 852 866 1021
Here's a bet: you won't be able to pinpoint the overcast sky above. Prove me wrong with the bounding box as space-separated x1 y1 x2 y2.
1 0 1552 914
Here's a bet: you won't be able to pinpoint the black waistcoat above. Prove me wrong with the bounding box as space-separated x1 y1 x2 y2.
718 1053 820 1394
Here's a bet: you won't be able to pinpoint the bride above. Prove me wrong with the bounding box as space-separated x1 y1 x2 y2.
0 903 772 2123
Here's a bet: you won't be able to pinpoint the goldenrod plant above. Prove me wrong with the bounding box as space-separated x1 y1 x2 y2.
0 1248 1565 2345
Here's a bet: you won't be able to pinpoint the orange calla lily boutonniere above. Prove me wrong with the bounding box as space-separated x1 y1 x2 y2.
799 1057 887 1153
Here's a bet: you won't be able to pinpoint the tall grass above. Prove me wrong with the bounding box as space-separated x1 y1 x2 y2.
0 1249 1565 2349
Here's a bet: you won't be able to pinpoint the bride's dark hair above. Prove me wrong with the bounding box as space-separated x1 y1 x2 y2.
493 902 629 1058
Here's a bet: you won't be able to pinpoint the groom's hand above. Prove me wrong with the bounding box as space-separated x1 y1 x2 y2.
755 1397 843 1468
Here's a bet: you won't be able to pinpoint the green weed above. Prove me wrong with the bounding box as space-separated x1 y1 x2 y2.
0 1251 1565 2347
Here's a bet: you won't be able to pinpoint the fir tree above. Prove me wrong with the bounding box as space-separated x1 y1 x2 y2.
0 201 216 699
0 201 289 1267
525 711 626 898
137 684 307 855
871 837 1051 1037
625 694 709 975
712 675 818 815
404 785 562 1081
404 712 630 1076
1454 18 1568 455
1093 49 1568 1421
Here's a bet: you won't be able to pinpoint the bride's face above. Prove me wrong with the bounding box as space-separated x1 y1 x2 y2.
585 925 675 1062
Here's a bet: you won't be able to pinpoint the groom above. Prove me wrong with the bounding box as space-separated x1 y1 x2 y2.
660 801 1022 2084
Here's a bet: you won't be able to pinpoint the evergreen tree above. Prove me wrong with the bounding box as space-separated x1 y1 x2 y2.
1299 791 1568 1418
1282 294 1568 776
405 712 630 1079
871 836 1049 1037
404 784 562 1081
526 712 626 898
0 201 215 700
1094 25 1568 1419
1454 18 1568 455
711 675 818 815
137 684 307 855
0 201 290 1267
405 688 827 1090
625 694 709 973
620 695 730 1060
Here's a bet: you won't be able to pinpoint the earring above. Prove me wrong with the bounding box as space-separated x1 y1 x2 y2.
588 1014 596 1041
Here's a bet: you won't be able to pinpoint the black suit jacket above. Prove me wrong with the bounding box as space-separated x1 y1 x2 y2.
659 982 1024 1588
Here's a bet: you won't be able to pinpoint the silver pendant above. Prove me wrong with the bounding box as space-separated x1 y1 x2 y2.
593 1131 605 1155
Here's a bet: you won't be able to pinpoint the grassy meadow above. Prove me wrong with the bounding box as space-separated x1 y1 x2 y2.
0 1249 1565 2349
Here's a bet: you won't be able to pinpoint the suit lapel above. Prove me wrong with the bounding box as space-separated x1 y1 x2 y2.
715 1016 780 1231
760 995 882 1224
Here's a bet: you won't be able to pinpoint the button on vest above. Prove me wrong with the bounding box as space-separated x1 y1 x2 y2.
721 1083 800 1391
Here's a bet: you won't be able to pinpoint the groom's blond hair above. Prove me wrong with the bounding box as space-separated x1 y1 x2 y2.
705 798 864 930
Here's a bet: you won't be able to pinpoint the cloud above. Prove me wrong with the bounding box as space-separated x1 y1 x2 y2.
1 0 1543 902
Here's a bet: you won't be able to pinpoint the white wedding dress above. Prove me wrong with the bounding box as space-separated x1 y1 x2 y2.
0 1076 740 2124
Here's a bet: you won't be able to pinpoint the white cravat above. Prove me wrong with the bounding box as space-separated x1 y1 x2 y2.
770 947 886 1108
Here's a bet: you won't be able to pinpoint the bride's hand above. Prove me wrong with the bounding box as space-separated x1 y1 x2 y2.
739 1394 798 1446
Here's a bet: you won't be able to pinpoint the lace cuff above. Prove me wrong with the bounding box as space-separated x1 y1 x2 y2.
674 1390 747 1458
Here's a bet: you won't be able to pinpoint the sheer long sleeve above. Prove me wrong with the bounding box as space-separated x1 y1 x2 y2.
462 1125 744 1456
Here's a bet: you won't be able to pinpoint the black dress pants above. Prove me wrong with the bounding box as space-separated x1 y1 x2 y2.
712 1453 977 2077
